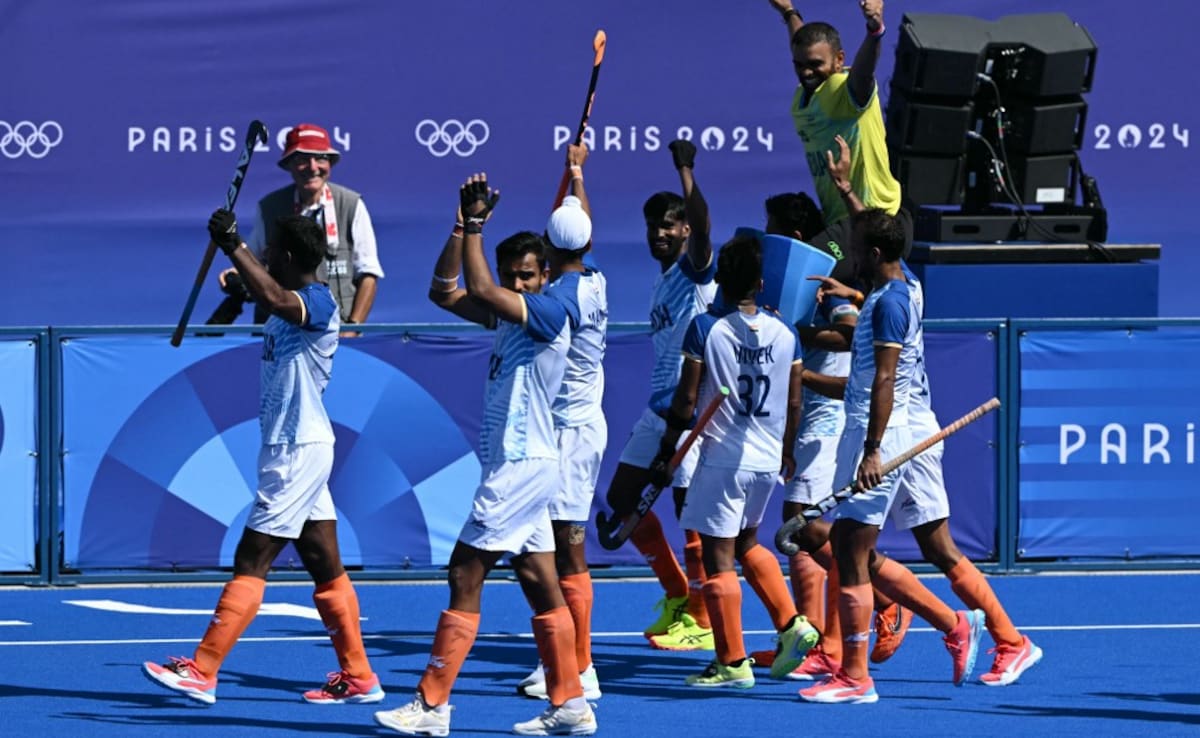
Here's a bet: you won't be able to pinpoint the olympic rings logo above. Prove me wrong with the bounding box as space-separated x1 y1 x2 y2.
0 121 64 159
414 119 490 157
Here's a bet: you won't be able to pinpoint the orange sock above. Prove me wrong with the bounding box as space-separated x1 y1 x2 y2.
559 573 594 669
417 609 479 706
683 530 711 628
947 558 1022 646
822 560 843 662
629 510 688 599
701 570 746 664
532 607 583 706
788 551 826 633
739 544 797 631
193 575 265 677
313 573 371 679
873 558 957 633
837 583 873 680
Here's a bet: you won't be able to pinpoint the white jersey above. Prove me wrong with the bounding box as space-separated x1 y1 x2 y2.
479 293 570 465
683 305 803 472
901 262 939 437
648 253 717 414
844 278 922 430
545 268 608 428
260 283 339 445
800 296 858 437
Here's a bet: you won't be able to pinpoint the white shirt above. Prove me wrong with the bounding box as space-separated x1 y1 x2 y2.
259 283 339 445
844 278 922 430
545 268 608 429
648 253 717 414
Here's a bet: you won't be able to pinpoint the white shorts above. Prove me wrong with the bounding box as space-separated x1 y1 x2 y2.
550 418 608 522
248 443 337 539
618 407 700 488
458 458 557 555
784 434 841 505
679 464 778 538
831 425 914 527
889 441 951 530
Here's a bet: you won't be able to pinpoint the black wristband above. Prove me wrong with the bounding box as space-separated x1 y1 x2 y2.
463 217 485 235
782 8 802 23
863 439 882 451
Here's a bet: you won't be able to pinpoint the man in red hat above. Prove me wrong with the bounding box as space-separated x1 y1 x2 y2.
219 123 384 327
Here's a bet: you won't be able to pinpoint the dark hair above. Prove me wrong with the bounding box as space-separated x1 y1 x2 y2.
851 208 906 262
495 231 549 269
792 22 842 54
764 192 825 241
272 215 326 272
642 191 686 223
715 234 763 301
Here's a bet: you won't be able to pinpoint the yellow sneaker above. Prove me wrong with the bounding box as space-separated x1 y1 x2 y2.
648 613 715 651
643 594 688 638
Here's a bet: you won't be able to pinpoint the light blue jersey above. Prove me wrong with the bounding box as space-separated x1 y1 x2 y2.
683 304 803 472
800 296 858 437
545 268 608 429
900 262 938 434
844 278 921 430
479 293 570 465
260 283 339 445
648 253 717 414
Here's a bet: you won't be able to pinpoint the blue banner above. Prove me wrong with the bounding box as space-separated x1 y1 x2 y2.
0 337 38 572
60 325 997 571
1018 327 1200 559
1 0 1194 329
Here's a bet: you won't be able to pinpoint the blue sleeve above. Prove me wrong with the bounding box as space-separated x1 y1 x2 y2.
872 289 911 346
678 252 716 285
298 285 336 331
681 315 708 361
522 293 568 343
547 277 582 330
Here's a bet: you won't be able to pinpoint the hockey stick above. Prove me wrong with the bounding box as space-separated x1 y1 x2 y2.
170 120 270 347
596 386 729 550
552 29 606 208
775 397 1001 556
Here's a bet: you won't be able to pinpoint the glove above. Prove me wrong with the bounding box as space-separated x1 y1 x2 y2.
208 209 242 256
459 177 500 233
221 270 253 302
649 451 674 490
669 139 697 170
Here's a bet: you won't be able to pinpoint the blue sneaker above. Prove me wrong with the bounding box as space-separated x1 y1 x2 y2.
944 609 985 686
769 615 820 679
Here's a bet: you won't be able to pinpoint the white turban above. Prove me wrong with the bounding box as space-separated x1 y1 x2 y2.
546 195 592 251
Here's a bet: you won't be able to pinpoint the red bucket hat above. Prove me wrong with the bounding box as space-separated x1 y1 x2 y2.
278 123 341 169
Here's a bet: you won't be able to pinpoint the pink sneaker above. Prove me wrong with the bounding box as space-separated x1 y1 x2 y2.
944 609 986 686
303 670 386 704
980 635 1043 686
785 645 841 681
798 668 879 704
143 656 217 704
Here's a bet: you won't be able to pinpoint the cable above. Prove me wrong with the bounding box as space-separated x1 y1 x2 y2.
974 73 1114 262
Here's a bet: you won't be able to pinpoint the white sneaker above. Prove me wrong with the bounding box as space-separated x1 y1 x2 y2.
512 700 598 736
374 696 452 736
518 663 602 700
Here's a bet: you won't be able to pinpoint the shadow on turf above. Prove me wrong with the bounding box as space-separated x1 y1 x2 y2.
920 700 1200 728
53 712 384 735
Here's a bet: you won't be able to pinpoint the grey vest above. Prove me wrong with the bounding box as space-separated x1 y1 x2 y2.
255 182 362 322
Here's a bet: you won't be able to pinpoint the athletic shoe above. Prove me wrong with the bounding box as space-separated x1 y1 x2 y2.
869 603 913 664
784 645 841 681
648 613 715 651
142 656 217 705
643 594 688 638
769 615 820 679
518 663 603 700
374 696 452 736
944 608 986 686
302 669 385 704
798 668 879 704
980 635 1043 686
685 659 756 689
512 700 598 735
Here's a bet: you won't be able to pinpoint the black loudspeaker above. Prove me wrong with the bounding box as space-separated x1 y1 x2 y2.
892 13 989 98
982 96 1087 155
887 88 975 155
1006 153 1078 205
987 14 1097 98
892 153 966 205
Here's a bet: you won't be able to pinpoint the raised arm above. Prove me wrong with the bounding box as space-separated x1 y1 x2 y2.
669 139 712 273
768 0 806 57
207 209 305 325
848 0 885 108
428 209 493 327
566 143 592 221
460 174 528 325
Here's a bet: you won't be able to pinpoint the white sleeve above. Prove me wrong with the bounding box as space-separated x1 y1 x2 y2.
247 205 267 260
350 199 384 279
